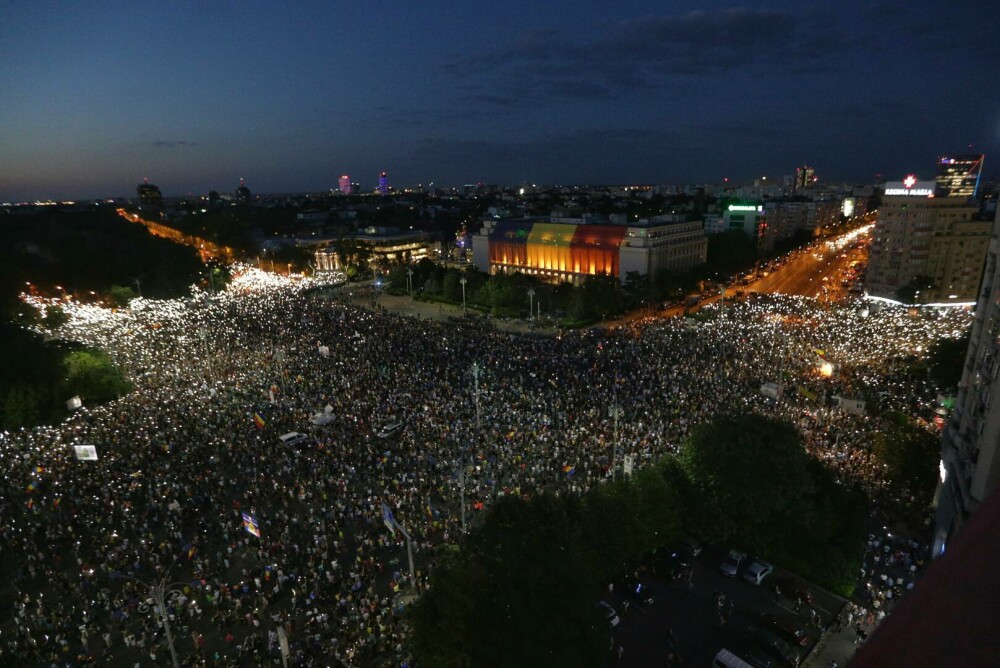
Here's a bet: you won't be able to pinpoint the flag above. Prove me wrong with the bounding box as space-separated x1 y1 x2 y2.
35 466 45 474
253 413 266 430
182 542 198 559
242 512 261 538
26 481 38 493
425 497 434 520
563 465 576 476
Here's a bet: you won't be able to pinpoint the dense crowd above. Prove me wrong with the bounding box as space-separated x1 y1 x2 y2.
0 267 970 666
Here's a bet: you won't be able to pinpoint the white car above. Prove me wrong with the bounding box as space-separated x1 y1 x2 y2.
377 421 404 438
720 550 746 577
743 559 773 585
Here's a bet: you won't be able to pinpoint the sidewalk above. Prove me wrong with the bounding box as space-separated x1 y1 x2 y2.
803 614 862 667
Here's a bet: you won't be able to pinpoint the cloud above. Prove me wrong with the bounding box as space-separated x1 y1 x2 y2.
444 7 858 104
151 140 196 148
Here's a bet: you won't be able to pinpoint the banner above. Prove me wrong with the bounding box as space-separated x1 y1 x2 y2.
623 455 635 477
73 445 98 461
242 512 260 538
381 503 396 532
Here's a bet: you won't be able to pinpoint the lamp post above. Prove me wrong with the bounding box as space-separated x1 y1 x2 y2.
608 401 622 479
527 288 535 321
459 277 467 313
407 268 414 297
461 362 483 533
113 564 187 668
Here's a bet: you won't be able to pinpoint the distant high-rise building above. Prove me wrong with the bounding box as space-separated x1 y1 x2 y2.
136 178 163 210
936 154 985 198
934 203 1000 558
793 166 816 192
866 175 989 303
235 178 251 203
378 171 389 195
338 175 351 195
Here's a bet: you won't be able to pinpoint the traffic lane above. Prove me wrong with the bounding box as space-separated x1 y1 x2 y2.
608 547 845 667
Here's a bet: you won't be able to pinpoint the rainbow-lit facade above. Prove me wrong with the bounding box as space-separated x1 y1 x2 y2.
488 220 626 278
473 217 707 284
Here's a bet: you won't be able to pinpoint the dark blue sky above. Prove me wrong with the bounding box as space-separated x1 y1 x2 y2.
2 0 998 200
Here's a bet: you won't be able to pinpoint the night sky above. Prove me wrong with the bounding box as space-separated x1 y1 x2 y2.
2 0 998 200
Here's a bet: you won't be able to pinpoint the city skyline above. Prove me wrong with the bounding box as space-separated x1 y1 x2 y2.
2 0 998 201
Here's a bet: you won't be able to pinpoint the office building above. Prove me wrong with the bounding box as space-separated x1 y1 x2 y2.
936 154 985 198
312 226 435 271
472 216 706 285
338 175 352 195
378 171 389 195
793 165 816 192
235 178 251 203
934 204 1000 557
136 178 163 211
866 176 988 303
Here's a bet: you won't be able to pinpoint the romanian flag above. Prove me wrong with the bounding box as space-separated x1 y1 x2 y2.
26 481 38 493
425 497 434 520
253 413 266 430
36 466 45 474
563 465 576 476
183 543 198 560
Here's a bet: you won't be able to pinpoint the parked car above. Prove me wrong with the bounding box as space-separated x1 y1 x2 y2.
774 575 813 606
597 600 620 627
377 421 404 439
754 629 801 667
720 549 746 577
743 559 773 585
759 613 809 647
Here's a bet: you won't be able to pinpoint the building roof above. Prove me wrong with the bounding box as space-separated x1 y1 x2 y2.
850 488 1000 668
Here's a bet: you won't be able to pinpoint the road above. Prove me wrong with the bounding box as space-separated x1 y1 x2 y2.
748 228 870 301
607 546 846 667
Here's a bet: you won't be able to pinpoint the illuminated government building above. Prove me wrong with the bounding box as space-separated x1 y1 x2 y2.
472 214 707 284
312 226 436 271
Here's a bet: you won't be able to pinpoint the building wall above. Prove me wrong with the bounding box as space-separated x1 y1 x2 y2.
473 218 706 284
866 197 985 302
935 204 1000 556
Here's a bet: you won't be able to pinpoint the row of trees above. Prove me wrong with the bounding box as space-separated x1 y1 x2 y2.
0 322 130 430
411 414 868 666
0 205 191 428
376 230 814 324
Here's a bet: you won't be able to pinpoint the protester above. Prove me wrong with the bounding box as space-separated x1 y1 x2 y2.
0 268 961 665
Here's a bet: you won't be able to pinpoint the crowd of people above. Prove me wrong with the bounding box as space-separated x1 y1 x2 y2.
0 267 970 666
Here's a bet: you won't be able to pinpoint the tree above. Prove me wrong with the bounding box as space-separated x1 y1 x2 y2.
42 304 70 329
681 414 814 549
63 350 130 403
679 413 866 596
926 334 970 392
873 412 941 503
895 274 935 305
412 494 606 668
108 285 137 308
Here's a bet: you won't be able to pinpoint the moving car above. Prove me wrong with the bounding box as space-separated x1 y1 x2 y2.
278 432 311 449
377 421 404 438
720 549 746 577
597 600 620 627
743 559 773 585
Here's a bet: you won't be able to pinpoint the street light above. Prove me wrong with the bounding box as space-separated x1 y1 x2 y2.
608 401 622 479
459 277 467 312
112 563 188 668
527 288 535 321
407 268 414 297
